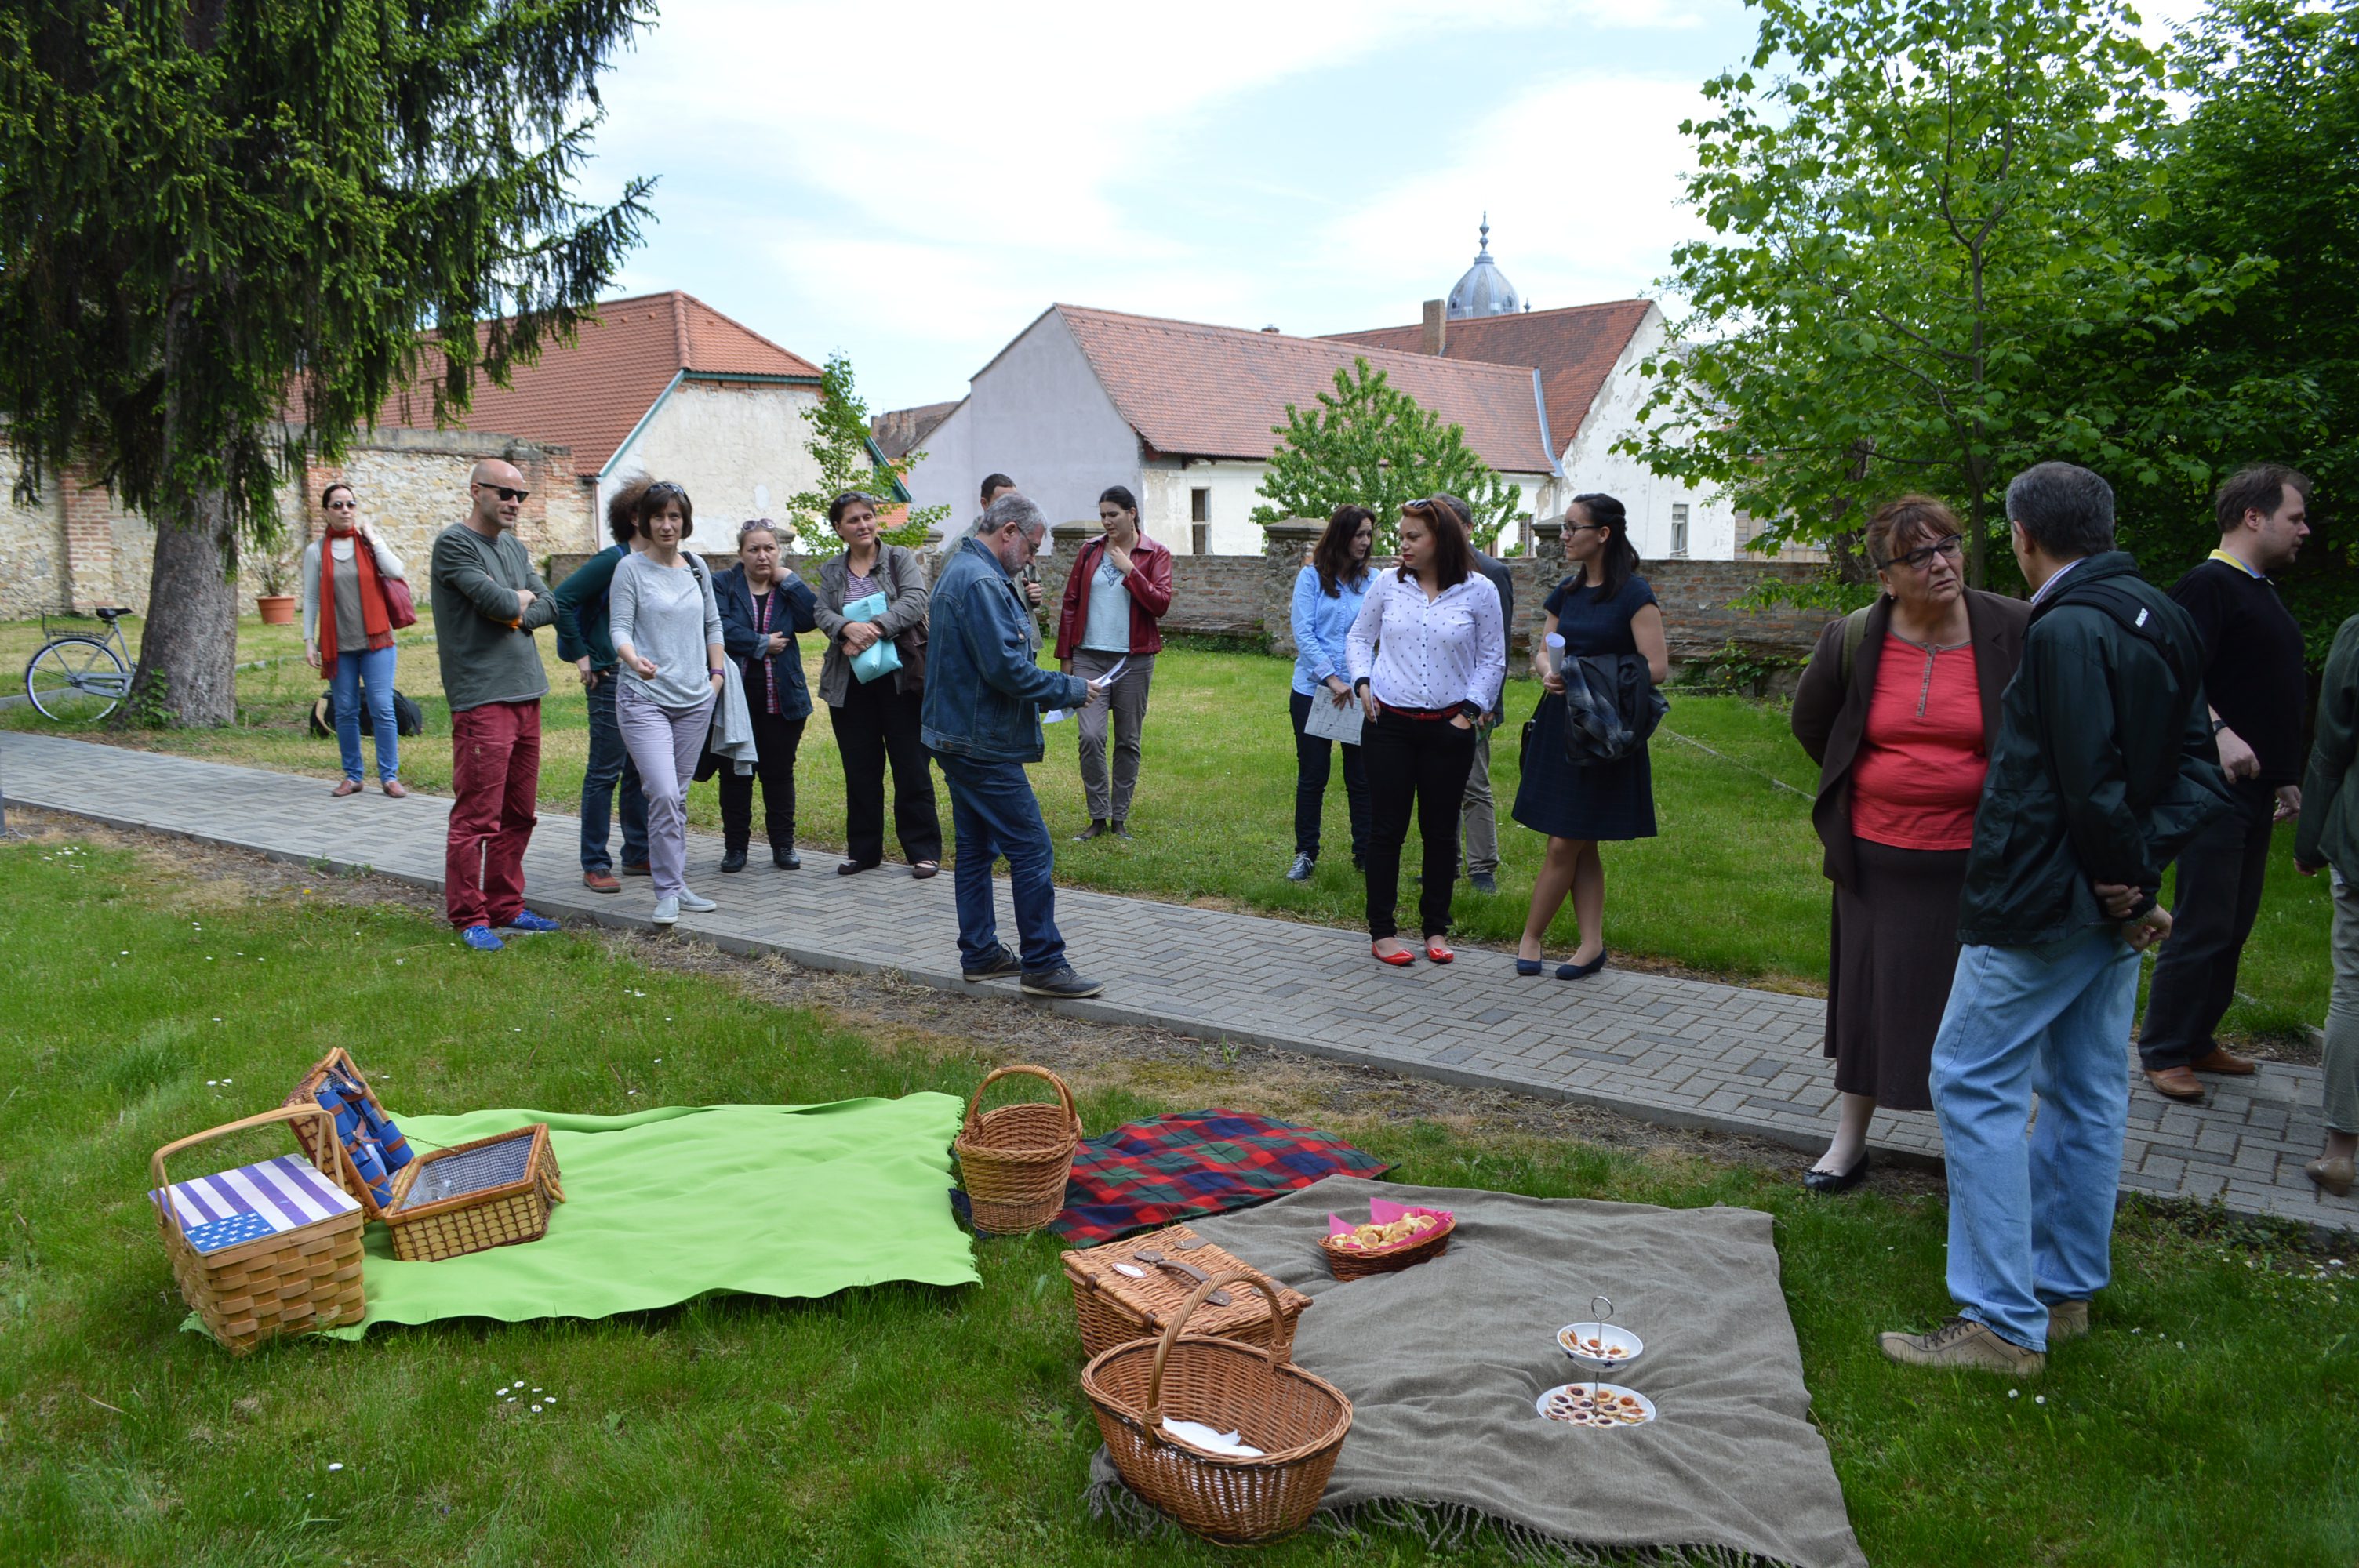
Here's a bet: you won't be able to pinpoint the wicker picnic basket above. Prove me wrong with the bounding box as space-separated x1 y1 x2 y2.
1063 1223 1314 1357
153 1105 369 1354
1320 1210 1456 1280
381 1123 566 1262
953 1065 1080 1235
1081 1269 1353 1544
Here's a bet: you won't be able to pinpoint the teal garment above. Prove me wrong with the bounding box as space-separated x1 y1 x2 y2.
2297 613 2359 882
178 1096 977 1339
553 544 625 671
428 524 558 713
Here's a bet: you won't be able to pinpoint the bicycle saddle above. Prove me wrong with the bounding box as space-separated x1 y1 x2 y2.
93 606 133 619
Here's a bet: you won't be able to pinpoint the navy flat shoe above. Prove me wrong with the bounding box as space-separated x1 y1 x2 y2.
1555 949 1608 981
1514 957 1543 976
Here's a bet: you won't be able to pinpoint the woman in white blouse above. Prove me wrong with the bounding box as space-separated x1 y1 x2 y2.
1346 497 1507 966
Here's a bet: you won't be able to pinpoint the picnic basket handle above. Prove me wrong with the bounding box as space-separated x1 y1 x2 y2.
151 1105 352 1245
960 1064 1078 1142
1143 1268 1292 1439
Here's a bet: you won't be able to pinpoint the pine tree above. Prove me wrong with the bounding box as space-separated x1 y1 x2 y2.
783 354 947 554
0 1 655 724
1251 358 1527 552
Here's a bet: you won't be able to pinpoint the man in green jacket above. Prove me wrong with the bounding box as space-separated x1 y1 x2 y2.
430 459 562 951
2295 612 2359 1198
1881 462 2233 1377
553 489 649 891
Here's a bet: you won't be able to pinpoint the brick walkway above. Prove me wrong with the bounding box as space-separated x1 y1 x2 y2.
5 729 2345 1233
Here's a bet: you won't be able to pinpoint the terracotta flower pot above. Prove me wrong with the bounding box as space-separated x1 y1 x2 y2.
256 594 297 626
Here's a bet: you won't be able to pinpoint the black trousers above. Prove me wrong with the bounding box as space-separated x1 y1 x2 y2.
1289 689 1370 862
718 707 805 853
2139 779 2277 1069
830 676 943 866
1361 708 1478 940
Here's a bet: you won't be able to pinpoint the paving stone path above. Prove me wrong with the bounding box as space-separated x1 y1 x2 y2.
5 729 2346 1233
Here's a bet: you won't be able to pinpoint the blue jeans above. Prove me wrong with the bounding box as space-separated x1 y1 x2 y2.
1930 927 2140 1352
937 753 1066 975
331 646 399 783
580 673 648 874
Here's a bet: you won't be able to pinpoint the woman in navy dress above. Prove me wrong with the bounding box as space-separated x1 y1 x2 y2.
1512 494 1669 978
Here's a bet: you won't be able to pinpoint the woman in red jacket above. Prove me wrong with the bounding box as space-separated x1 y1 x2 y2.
1055 485 1173 840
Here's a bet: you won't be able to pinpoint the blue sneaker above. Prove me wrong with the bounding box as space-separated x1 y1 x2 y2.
461 925 505 952
504 910 562 934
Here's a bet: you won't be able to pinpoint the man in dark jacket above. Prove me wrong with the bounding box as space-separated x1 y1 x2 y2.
1881 462 2233 1377
923 492 1107 999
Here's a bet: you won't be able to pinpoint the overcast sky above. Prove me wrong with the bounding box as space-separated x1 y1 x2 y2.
574 0 1763 412
577 0 2200 415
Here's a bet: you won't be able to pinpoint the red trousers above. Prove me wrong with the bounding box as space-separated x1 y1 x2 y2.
445 699 541 930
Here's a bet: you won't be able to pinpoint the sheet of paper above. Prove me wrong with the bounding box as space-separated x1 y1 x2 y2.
1302 691 1363 746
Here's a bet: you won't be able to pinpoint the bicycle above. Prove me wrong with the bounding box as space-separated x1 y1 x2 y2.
24 606 136 722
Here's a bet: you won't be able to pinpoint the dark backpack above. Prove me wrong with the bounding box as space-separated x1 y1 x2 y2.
311 688 426 739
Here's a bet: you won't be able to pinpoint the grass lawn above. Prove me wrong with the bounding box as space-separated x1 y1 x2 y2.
2 833 2354 1566
4 615 2333 1036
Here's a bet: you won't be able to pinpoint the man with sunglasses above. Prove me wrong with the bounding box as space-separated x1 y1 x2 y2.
429 459 563 952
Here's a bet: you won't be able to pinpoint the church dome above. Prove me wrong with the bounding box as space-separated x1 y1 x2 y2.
1447 216 1521 319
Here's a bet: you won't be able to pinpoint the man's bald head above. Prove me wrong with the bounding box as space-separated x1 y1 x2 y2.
467 459 529 535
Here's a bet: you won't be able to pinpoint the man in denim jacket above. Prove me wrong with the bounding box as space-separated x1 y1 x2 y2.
922 492 1109 998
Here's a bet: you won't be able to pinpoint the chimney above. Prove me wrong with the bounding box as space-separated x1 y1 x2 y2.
1420 299 1447 356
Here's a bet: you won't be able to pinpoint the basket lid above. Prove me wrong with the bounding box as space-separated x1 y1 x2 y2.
1063 1225 1312 1335
291 1048 416 1212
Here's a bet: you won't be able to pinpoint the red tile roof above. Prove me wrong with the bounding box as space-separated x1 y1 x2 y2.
1322 299 1655 456
1045 305 1558 474
376 291 823 477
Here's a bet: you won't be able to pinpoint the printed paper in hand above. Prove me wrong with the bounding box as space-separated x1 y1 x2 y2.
1302 690 1363 746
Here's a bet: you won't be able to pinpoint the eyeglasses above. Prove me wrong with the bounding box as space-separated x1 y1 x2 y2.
1565 522 1607 535
325 499 358 510
1883 535 1963 571
646 481 687 499
738 518 779 539
475 484 529 503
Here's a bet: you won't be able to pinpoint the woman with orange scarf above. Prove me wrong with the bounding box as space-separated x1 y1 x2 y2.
301 482 411 797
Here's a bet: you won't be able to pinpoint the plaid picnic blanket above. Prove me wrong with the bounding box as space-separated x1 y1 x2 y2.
1047 1110 1390 1246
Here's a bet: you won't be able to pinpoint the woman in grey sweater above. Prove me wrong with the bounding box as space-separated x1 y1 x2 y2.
609 481 727 925
812 492 941 876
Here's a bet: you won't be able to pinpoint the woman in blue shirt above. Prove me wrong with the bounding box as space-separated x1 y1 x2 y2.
1285 505 1377 880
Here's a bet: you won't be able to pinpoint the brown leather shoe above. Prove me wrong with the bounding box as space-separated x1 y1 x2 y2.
2145 1066 2206 1102
381 779 409 799
330 779 362 797
582 870 621 894
2190 1046 2256 1076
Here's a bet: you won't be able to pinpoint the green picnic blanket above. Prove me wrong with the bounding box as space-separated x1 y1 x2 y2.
194 1095 976 1338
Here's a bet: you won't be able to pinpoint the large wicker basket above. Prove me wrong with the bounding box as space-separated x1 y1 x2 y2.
382 1123 565 1262
152 1105 368 1354
1081 1269 1353 1544
953 1065 1080 1235
1063 1223 1314 1357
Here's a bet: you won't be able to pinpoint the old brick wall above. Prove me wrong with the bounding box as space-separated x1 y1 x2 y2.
285 429 589 588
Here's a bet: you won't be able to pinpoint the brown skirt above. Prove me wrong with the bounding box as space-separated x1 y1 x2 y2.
1825 837 1969 1111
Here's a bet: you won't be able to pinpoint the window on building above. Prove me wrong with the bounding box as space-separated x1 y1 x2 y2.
1670 503 1690 559
1191 524 1210 556
1190 488 1212 554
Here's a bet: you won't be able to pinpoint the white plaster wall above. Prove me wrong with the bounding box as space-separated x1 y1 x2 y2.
896 311 1144 550
602 379 826 546
1558 305 1743 562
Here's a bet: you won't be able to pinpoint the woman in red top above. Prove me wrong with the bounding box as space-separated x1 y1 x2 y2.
1054 485 1174 840
1790 496 2029 1193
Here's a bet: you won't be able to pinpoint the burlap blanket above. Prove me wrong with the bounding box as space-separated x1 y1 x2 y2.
1085 1176 1864 1568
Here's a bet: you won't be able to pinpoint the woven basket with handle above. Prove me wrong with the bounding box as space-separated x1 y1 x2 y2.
953 1065 1080 1235
1321 1211 1456 1279
1081 1269 1353 1544
153 1105 368 1355
383 1123 565 1262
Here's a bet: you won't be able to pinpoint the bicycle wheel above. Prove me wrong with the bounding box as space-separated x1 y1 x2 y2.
26 636 129 722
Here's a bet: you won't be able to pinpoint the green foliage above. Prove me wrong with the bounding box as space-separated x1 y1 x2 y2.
1625 0 2265 586
784 353 947 554
0 0 654 720
1252 358 1528 551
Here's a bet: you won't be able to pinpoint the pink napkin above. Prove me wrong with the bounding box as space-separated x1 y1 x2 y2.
1327 1199 1454 1247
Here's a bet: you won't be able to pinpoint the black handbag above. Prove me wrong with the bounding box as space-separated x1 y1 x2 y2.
310 688 425 739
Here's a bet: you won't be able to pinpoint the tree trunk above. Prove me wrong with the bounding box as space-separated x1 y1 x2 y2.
121 488 241 727
1965 480 1988 590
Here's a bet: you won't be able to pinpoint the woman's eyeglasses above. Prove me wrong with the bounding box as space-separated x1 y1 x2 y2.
1885 535 1963 571
325 499 358 510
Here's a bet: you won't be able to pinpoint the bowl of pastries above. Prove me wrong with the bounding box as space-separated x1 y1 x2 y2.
1319 1200 1455 1279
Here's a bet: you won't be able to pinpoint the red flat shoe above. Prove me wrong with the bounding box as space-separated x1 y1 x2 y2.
1424 938 1456 964
1371 942 1416 967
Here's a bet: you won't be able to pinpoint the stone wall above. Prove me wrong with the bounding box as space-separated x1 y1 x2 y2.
541 520 1838 673
0 428 588 619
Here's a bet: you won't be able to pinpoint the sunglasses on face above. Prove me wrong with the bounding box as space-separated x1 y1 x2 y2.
476 484 529 503
1885 535 1963 572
